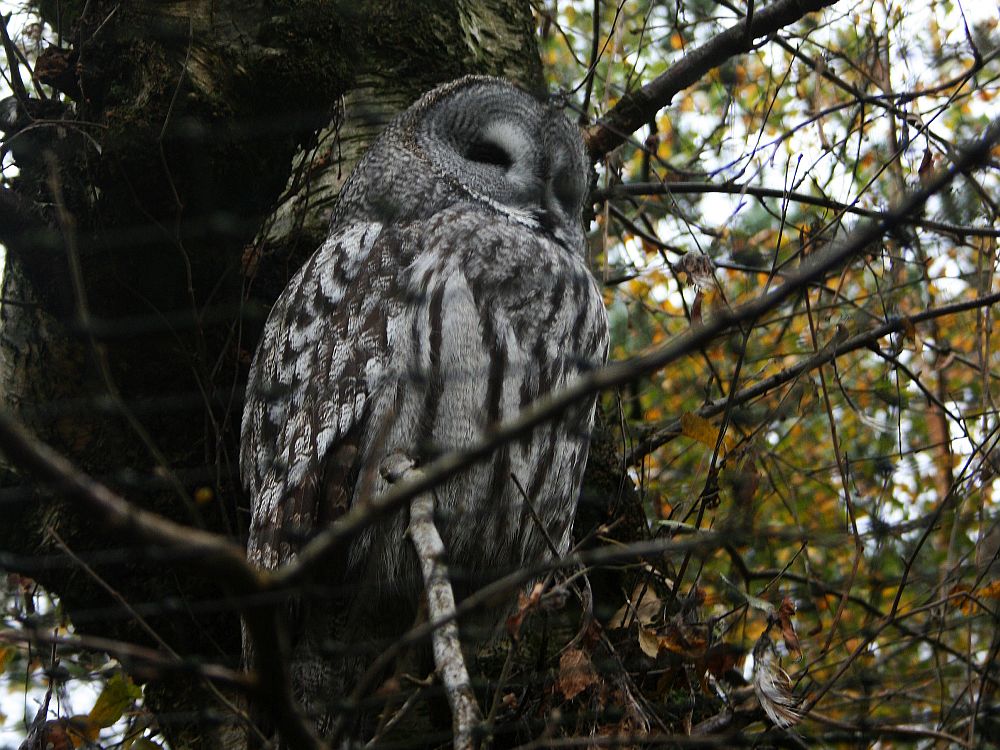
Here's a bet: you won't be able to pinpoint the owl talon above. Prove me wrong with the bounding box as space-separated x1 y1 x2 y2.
379 452 416 483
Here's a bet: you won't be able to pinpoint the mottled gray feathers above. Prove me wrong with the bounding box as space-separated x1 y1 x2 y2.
240 75 609 740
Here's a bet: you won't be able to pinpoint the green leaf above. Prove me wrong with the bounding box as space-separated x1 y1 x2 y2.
88 673 141 728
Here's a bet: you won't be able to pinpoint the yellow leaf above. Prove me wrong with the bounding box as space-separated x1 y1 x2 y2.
89 673 141 729
67 714 100 746
638 627 661 658
980 579 1000 600
681 412 731 451
0 646 15 675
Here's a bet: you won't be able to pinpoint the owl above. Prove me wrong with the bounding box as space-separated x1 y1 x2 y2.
240 75 609 741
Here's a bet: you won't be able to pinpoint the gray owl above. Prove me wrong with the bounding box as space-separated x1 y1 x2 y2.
240 75 609 741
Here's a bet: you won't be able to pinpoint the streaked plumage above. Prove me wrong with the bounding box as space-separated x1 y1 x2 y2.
240 75 609 740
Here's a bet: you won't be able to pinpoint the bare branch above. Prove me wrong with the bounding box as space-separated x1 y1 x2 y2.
0 409 253 589
396 457 483 750
0 628 253 690
0 410 326 750
583 0 840 160
595 181 1000 238
275 114 1000 594
626 288 1000 464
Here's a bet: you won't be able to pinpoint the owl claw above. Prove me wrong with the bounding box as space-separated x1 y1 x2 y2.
379 451 416 483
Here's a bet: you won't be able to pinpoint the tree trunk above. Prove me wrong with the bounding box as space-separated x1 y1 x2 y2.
0 3 542 746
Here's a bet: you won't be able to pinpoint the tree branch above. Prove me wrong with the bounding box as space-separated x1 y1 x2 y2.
0 628 253 690
0 410 253 588
0 410 326 750
595 181 1000 238
583 0 840 160
400 460 483 750
625 289 1000 464
275 113 1000 594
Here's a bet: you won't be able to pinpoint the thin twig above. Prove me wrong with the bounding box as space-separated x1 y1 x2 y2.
0 628 252 690
583 0 839 159
397 459 483 750
273 113 1000 593
593 181 1000 238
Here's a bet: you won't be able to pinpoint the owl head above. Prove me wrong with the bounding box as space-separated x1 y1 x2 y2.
333 76 591 253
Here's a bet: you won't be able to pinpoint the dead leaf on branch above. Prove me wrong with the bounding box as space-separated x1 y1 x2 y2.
506 582 545 640
611 583 662 629
917 147 934 185
691 289 703 323
676 251 716 290
557 647 598 701
776 597 801 661
637 623 707 660
0 645 14 675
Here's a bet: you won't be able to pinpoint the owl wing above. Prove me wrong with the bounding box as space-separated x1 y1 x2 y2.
240 221 395 572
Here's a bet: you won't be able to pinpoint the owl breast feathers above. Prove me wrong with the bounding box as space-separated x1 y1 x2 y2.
240 75 609 731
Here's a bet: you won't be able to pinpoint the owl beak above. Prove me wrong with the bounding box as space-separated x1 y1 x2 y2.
536 204 557 231
537 203 582 253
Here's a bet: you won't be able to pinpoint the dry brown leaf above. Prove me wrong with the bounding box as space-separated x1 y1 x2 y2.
638 624 706 659
611 584 662 628
506 582 544 639
0 646 14 675
691 290 703 323
777 597 801 661
18 717 95 750
557 647 597 701
638 627 662 658
677 252 716 289
702 643 744 678
917 147 934 185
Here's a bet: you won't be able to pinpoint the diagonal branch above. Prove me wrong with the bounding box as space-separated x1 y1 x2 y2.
275 113 1000 593
594 181 1000 238
0 410 252 586
583 0 840 160
0 628 253 690
625 289 1000 464
0 410 327 750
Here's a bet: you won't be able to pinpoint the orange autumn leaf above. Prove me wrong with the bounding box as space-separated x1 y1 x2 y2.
557 648 597 700
777 597 801 661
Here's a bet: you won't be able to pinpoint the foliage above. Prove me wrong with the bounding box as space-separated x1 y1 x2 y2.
534 0 1000 744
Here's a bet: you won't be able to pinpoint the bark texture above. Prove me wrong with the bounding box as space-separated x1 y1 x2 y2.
0 2 544 746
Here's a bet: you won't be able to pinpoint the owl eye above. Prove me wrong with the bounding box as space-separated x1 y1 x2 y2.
465 140 512 169
552 170 581 211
